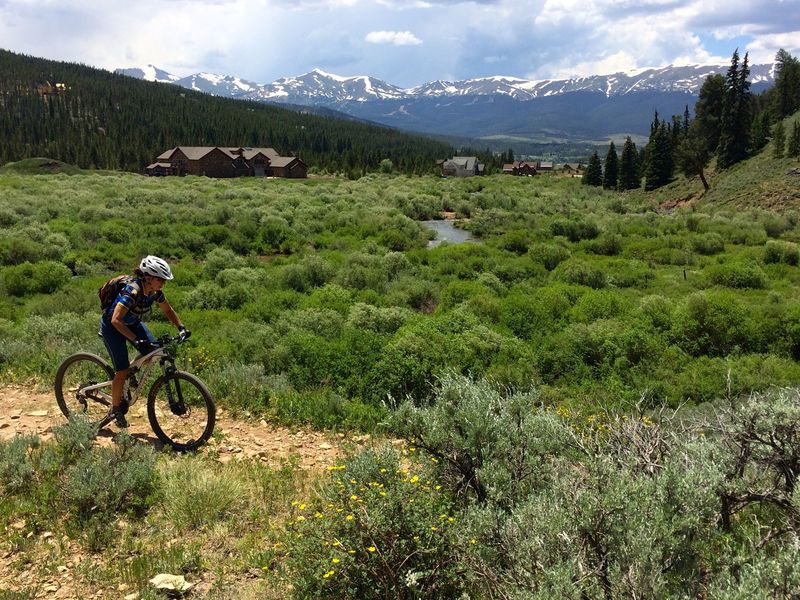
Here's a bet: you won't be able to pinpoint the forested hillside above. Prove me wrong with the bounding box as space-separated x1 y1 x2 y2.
0 49 453 176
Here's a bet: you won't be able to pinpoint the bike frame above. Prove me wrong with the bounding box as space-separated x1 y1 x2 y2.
78 344 176 408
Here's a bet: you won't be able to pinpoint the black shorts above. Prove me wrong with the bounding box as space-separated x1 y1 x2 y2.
99 317 154 371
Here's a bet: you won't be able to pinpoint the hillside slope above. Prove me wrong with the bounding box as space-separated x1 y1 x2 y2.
0 49 451 175
629 111 800 211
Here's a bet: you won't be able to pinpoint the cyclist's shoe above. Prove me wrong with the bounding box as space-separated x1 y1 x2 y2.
99 405 129 429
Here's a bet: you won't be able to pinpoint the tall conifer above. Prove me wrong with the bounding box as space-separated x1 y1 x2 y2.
717 50 752 169
602 141 618 189
773 49 800 119
618 137 640 190
645 122 672 190
583 151 602 186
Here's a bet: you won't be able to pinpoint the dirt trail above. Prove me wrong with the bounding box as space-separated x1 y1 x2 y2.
0 384 356 469
1 385 379 599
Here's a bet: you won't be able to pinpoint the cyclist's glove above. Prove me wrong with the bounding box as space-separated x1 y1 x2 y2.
178 326 191 341
133 339 157 354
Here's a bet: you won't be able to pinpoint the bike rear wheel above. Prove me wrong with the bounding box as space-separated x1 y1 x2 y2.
54 353 115 421
147 371 216 451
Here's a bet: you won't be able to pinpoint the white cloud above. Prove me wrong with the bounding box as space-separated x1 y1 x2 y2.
0 0 797 87
365 30 423 45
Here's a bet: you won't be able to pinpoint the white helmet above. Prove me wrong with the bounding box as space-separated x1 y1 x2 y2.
139 255 173 280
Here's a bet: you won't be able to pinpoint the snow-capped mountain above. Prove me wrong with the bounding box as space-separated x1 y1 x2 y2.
116 63 773 103
115 65 179 84
115 62 775 144
249 68 407 102
173 72 259 96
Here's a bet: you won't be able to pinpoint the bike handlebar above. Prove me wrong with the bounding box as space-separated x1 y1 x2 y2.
155 330 192 346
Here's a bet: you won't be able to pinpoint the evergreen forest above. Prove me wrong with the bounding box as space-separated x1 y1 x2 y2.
0 49 456 177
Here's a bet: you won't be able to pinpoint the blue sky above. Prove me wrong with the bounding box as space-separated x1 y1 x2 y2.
1 0 798 87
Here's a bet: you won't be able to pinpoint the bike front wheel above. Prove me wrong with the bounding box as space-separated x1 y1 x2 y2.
147 371 216 451
54 353 114 421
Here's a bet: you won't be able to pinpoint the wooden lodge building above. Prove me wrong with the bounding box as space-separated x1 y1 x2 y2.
147 146 307 178
502 161 538 176
437 156 485 177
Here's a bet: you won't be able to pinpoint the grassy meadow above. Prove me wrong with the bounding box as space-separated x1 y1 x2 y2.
3 147 800 597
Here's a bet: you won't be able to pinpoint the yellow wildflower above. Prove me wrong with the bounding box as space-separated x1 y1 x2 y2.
368 546 376 553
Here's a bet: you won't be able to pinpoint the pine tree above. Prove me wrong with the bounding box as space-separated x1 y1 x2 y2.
773 120 786 159
583 151 602 186
773 49 800 119
750 110 771 152
602 141 618 189
717 50 752 169
683 105 691 135
645 122 672 190
618 137 640 190
695 74 726 153
787 122 800 158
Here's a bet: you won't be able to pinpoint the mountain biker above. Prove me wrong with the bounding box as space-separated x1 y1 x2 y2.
99 255 188 428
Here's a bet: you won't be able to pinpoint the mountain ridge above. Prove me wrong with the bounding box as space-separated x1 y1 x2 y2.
114 62 776 149
115 63 775 103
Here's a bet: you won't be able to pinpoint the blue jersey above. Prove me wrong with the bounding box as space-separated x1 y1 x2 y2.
104 278 165 324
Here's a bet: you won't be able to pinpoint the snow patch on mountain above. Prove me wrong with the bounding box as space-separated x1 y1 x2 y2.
115 62 774 105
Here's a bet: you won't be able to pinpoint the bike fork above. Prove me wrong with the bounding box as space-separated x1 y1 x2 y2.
165 376 187 416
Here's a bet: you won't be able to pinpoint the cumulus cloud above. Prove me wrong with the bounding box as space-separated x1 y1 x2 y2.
365 30 423 45
1 0 798 87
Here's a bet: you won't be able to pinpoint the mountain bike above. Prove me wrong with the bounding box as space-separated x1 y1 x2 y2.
54 333 215 451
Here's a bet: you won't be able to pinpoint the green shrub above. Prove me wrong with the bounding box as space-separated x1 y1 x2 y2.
203 247 247 279
585 233 623 256
763 214 792 238
670 291 754 356
764 240 800 266
64 431 159 546
550 218 599 242
552 259 606 289
1 261 71 296
639 295 673 331
707 261 767 289
346 303 411 334
605 259 654 288
499 285 577 339
270 388 385 430
498 230 530 254
184 281 226 310
438 279 489 311
691 232 725 255
385 276 438 312
203 361 270 412
160 459 247 531
569 289 630 323
0 434 40 495
285 446 465 599
528 242 570 271
391 374 570 507
539 319 663 382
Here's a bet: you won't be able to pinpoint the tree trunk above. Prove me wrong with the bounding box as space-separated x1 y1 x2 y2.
698 168 710 190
